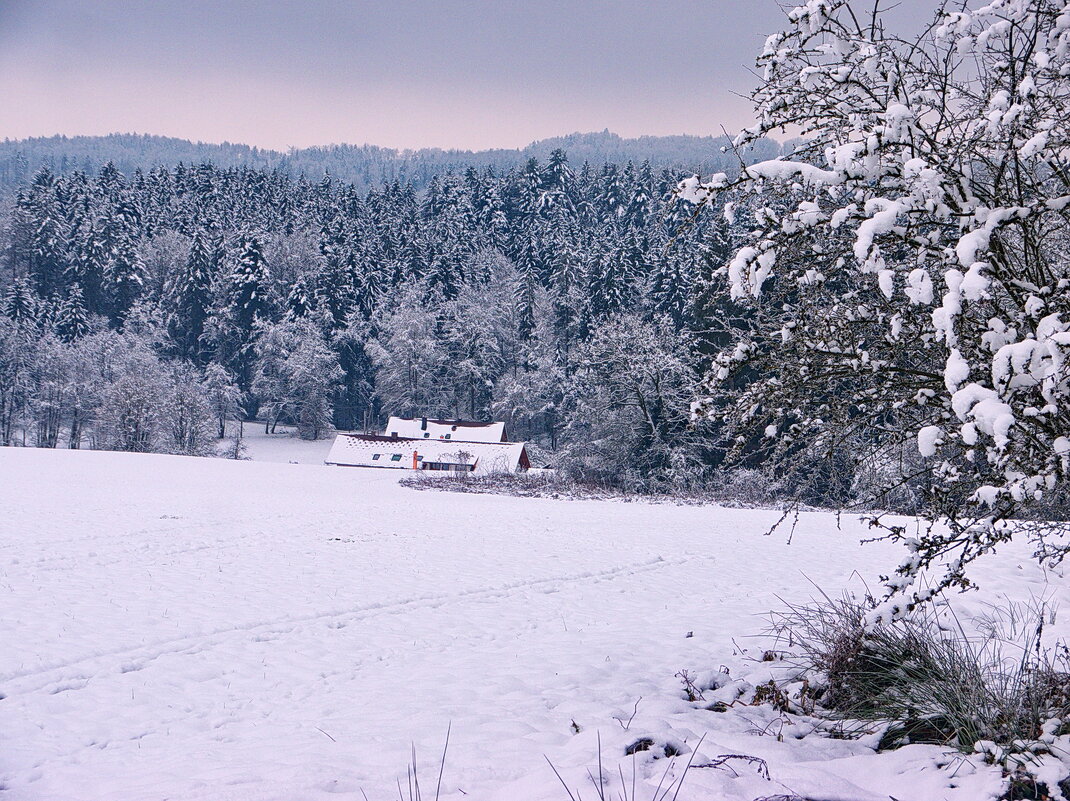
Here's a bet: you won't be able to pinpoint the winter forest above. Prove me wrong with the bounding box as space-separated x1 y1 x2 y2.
0 151 753 490
3 0 1070 584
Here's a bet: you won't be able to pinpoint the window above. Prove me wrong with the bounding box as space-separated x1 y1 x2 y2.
444 433 451 439
390 454 402 462
371 454 381 461
423 432 430 438
422 462 475 472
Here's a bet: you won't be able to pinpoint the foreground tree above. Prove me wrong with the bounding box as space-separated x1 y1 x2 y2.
681 0 1070 609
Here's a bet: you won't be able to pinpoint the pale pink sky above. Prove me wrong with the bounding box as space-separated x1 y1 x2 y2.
0 0 937 151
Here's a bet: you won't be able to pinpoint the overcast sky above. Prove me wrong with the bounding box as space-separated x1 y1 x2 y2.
0 0 935 152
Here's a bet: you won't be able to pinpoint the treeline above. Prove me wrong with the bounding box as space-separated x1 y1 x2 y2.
0 151 734 489
0 131 785 195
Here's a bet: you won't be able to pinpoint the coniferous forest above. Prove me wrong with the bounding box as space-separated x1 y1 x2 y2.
0 150 745 491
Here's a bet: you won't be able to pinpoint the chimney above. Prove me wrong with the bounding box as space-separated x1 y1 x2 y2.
421 417 428 431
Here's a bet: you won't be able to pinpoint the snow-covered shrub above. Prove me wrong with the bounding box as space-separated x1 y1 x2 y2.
705 467 787 507
771 595 1070 763
93 334 171 453
682 0 1070 603
402 470 590 500
164 363 217 456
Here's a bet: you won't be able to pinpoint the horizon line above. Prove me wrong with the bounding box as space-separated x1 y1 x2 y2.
2 127 767 157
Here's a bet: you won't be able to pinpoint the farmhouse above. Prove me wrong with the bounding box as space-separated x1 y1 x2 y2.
326 419 530 475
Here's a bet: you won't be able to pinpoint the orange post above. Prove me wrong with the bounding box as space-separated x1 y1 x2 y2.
412 451 419 469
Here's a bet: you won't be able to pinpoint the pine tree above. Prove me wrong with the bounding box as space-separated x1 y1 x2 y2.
426 250 464 301
227 235 273 332
53 285 91 342
315 249 357 327
3 279 38 325
547 228 583 364
598 163 627 223
626 161 654 227
539 149 575 218
355 257 386 318
66 218 108 316
585 239 636 321
286 272 318 319
518 157 543 219
515 253 539 346
207 234 274 394
167 230 215 362
26 174 71 299
102 234 146 326
649 253 693 327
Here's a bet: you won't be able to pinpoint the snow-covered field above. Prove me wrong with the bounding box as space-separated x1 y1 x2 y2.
1 446 1066 800
222 424 339 464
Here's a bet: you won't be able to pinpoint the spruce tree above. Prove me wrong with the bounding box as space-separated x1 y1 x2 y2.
216 234 273 393
286 272 318 319
3 279 38 325
167 230 215 362
102 233 146 326
28 198 70 299
228 235 273 333
54 285 90 342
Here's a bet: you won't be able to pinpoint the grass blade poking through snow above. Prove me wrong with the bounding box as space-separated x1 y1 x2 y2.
394 725 452 801
546 732 705 801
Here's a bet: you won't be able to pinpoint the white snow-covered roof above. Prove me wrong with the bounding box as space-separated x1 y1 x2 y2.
384 417 507 443
326 434 528 475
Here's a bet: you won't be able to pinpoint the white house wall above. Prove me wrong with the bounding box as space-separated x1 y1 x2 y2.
384 417 506 444
326 435 525 475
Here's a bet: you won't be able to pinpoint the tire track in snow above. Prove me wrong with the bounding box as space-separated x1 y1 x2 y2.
2 553 687 696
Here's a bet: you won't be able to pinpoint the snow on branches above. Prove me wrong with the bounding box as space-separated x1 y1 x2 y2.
682 0 1070 606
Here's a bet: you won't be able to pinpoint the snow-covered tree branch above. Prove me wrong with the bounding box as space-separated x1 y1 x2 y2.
682 0 1070 609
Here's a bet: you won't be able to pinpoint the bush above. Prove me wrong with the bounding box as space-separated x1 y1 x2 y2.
770 595 1070 754
705 468 787 508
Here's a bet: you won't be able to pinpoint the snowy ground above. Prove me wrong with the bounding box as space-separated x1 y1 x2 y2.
1 446 1067 801
218 423 339 464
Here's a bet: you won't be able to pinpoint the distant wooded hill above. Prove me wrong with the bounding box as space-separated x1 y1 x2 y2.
0 130 785 193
